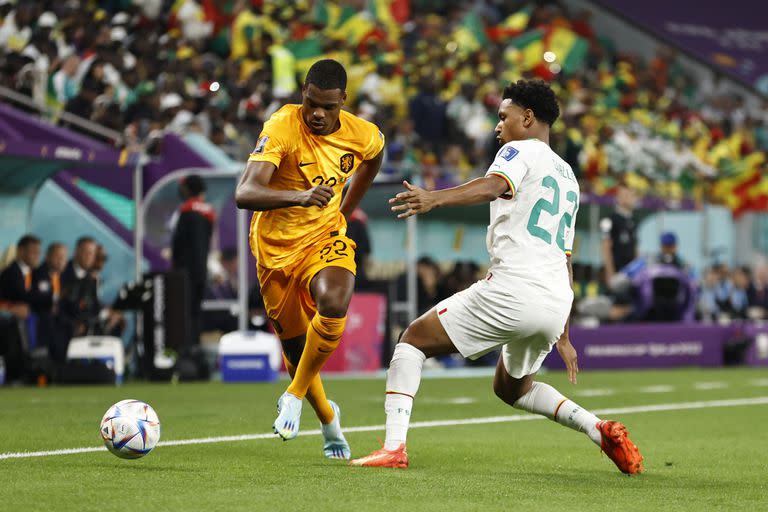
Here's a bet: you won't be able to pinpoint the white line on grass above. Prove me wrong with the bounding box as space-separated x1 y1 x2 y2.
573 388 615 397
693 381 728 390
638 385 675 393
2 396 767 461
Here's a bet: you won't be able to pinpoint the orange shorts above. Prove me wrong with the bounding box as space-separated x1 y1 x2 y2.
257 234 357 340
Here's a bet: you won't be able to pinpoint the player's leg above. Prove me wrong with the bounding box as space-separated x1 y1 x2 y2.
349 309 458 467
274 234 358 441
281 336 335 424
383 309 457 448
281 336 350 459
259 264 334 441
492 356 602 444
493 349 643 474
285 266 355 399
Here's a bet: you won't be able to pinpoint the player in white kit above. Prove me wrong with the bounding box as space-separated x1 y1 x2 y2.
350 80 643 474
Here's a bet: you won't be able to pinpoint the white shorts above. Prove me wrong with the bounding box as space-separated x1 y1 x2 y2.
435 273 572 379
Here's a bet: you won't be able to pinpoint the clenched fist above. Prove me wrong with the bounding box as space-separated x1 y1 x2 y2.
297 185 334 208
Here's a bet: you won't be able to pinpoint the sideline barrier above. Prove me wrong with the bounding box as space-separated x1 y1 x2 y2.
543 323 768 370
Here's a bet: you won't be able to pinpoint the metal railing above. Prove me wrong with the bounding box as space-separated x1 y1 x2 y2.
0 85 124 146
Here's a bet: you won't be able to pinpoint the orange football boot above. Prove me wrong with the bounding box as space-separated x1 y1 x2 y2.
599 420 644 475
349 443 408 468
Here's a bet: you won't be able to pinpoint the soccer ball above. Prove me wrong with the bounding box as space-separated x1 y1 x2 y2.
100 399 161 459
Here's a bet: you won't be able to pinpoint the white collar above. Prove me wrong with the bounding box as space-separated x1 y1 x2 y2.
17 261 30 275
73 263 87 279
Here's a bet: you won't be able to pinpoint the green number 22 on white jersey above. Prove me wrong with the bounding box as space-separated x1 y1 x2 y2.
526 176 579 252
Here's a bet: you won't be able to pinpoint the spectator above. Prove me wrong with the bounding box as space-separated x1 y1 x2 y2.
446 82 491 154
91 245 125 337
600 184 638 282
346 208 372 289
203 248 238 334
64 75 105 121
439 261 480 300
699 267 720 322
208 248 238 301
50 54 81 106
0 234 41 307
700 263 739 322
171 174 215 346
396 256 442 316
0 234 40 380
748 263 768 319
729 267 751 320
60 236 102 343
0 302 27 383
409 78 447 153
656 232 685 268
31 242 68 361
712 263 735 318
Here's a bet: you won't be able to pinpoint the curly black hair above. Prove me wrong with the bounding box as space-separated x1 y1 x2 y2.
502 79 560 126
305 59 347 91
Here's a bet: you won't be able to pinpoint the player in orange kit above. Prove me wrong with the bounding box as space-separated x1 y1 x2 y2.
235 59 384 459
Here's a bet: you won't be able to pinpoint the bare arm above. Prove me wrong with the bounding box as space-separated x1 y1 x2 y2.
340 150 383 219
235 160 334 211
389 175 509 218
556 255 579 384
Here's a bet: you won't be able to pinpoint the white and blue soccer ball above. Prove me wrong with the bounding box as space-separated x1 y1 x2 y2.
100 399 161 459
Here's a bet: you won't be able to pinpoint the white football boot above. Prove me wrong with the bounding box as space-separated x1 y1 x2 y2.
321 400 351 460
273 392 302 441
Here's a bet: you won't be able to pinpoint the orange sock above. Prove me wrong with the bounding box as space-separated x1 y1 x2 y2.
286 314 346 400
282 354 334 424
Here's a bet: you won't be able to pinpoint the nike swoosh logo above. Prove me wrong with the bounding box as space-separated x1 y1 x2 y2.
299 162 316 167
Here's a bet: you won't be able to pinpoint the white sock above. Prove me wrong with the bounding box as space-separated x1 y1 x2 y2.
513 382 602 446
383 343 426 450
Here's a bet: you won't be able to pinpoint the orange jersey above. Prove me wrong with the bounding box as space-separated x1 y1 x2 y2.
247 104 384 269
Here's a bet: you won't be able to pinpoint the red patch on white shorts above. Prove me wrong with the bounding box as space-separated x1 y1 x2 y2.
438 308 447 315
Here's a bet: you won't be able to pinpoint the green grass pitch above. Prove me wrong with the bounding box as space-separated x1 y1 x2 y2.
1 367 767 511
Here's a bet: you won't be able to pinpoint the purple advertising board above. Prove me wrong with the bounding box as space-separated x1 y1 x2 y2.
543 324 731 370
595 0 768 93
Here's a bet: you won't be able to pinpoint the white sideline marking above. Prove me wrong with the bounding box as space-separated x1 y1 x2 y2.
574 388 615 397
421 397 478 405
693 381 728 390
639 385 675 393
2 396 767 461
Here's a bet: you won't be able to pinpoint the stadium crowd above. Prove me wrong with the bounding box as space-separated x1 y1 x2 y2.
1 0 766 210
3 1 768 379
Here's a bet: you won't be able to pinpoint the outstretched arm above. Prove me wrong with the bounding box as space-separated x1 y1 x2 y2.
389 176 509 219
340 150 384 219
235 160 334 211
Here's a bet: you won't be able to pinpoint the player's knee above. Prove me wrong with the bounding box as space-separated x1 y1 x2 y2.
400 322 430 355
493 371 530 406
315 289 352 318
399 323 417 346
493 379 515 406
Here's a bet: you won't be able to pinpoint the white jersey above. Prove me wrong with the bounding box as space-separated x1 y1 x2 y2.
484 138 579 300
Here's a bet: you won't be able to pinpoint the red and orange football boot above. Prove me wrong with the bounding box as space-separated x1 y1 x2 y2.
598 420 644 475
349 443 408 468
